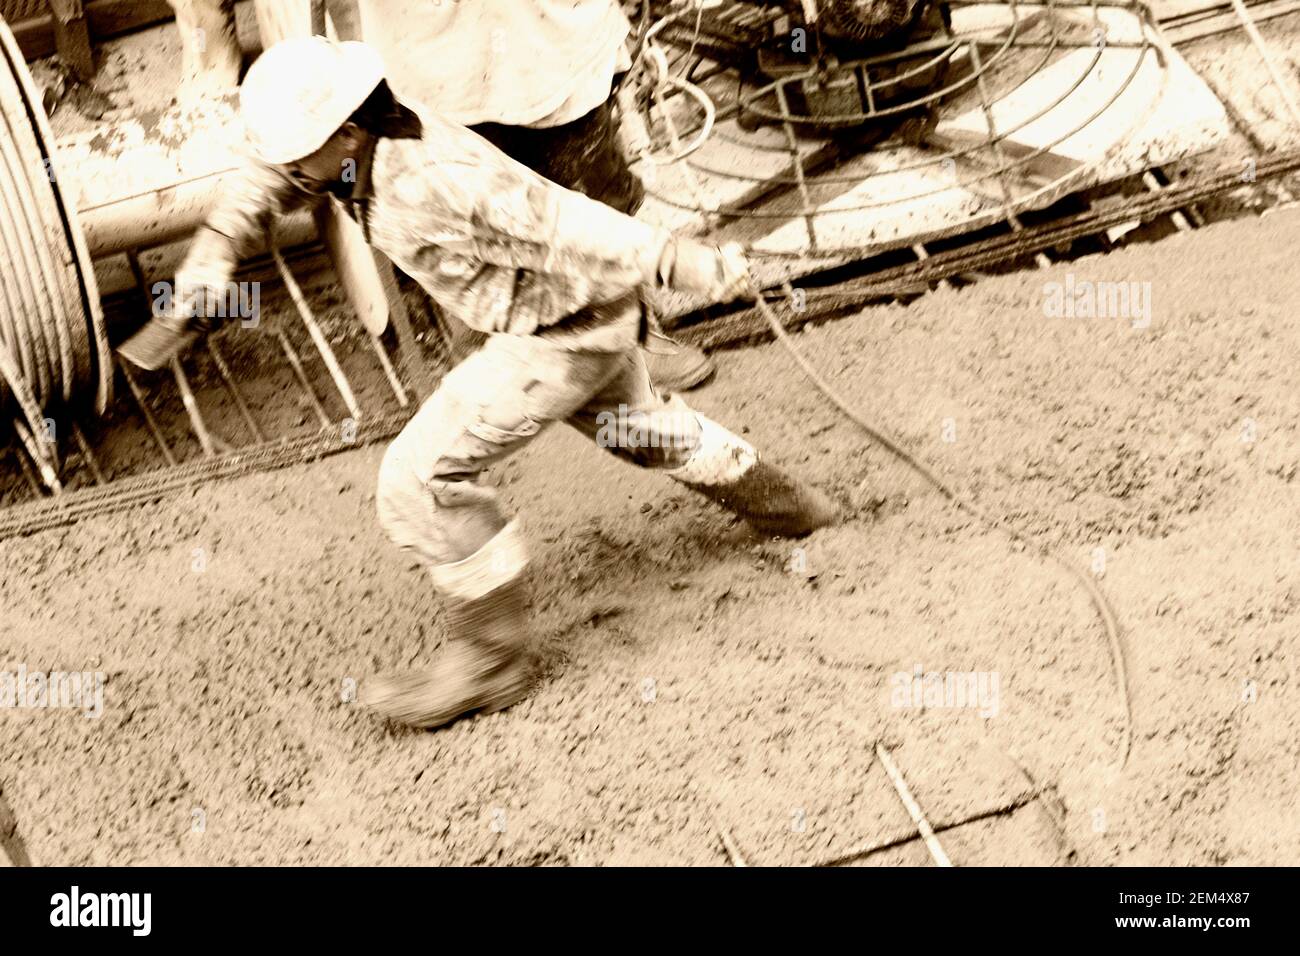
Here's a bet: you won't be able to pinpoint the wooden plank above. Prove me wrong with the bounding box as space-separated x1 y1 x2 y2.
10 0 175 61
84 0 176 35
316 200 387 335
1149 0 1233 16
49 0 94 78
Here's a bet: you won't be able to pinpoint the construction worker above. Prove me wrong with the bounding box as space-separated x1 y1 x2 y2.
166 0 714 389
120 38 838 729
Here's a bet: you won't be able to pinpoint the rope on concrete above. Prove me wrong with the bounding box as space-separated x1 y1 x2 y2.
754 286 1133 770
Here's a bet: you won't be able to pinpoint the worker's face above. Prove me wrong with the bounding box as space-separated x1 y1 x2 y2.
280 122 367 195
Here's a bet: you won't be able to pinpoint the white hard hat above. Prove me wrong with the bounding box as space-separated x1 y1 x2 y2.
240 37 386 165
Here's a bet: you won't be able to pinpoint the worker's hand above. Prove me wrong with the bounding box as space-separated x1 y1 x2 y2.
172 281 231 335
118 271 234 371
170 257 241 331
663 238 756 303
714 242 755 302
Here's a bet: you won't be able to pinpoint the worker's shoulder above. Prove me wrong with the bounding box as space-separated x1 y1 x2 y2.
369 129 505 222
381 113 537 189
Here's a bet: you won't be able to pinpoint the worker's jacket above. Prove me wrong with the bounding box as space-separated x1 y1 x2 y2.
352 0 630 128
178 108 675 352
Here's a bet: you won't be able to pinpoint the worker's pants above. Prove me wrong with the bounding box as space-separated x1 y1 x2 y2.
169 0 240 85
376 333 756 601
471 95 645 218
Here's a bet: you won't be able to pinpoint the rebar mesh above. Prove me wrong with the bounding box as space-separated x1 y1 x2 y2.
0 2 49 24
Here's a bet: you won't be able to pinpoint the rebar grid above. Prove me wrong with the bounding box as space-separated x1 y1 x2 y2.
0 239 439 516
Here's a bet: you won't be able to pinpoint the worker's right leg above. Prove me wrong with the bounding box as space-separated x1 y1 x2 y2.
366 334 631 729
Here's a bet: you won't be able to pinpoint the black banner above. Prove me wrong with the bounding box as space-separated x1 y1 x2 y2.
0 866 1282 942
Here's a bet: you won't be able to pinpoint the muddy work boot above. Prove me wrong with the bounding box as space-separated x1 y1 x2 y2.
689 459 840 537
670 416 839 537
642 329 716 392
361 575 533 729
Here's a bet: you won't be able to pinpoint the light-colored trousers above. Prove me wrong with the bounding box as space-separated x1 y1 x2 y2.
168 1 365 86
376 332 755 600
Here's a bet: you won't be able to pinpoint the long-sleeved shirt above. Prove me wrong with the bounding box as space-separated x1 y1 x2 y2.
180 110 676 352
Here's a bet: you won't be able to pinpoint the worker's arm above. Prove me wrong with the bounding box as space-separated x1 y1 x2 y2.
172 158 318 320
435 162 750 336
119 158 320 370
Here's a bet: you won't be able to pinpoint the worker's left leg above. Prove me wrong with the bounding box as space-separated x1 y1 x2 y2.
365 335 631 729
566 351 840 537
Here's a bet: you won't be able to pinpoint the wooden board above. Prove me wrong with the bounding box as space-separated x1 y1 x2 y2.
10 0 175 61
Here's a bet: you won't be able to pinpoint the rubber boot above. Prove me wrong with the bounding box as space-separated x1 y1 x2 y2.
670 415 839 537
361 528 534 729
642 329 716 392
688 459 840 536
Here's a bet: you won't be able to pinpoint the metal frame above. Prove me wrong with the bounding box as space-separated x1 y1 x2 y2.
635 1 1160 250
